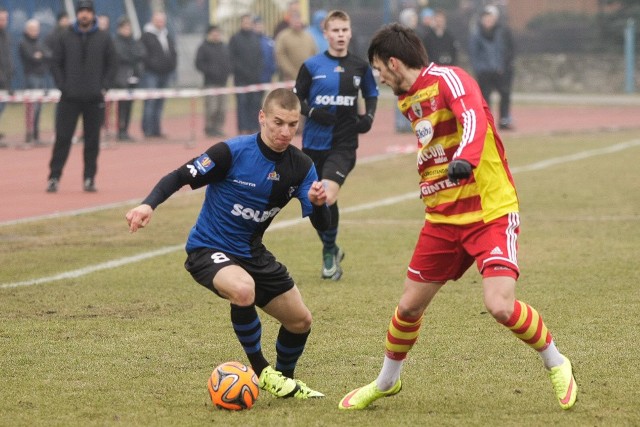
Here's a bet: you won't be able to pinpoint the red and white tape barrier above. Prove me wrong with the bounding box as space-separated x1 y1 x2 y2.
0 80 295 103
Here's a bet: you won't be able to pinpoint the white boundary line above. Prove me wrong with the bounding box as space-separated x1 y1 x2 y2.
1 198 145 227
0 191 199 227
3 139 640 290
2 246 183 289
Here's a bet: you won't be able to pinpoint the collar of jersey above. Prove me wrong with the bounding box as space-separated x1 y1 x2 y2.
257 133 287 162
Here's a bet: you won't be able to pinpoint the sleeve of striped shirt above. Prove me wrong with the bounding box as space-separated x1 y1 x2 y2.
440 67 490 168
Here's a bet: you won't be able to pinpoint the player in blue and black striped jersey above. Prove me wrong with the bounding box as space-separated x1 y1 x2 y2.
293 10 379 281
126 89 330 400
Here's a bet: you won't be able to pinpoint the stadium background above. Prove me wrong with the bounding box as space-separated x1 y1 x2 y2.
0 0 637 91
0 0 638 223
1 3 639 424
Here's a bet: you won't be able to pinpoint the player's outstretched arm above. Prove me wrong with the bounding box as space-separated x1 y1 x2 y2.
125 168 191 233
126 204 154 233
308 181 331 231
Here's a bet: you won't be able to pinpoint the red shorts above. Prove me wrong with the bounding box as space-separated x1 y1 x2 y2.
407 213 520 283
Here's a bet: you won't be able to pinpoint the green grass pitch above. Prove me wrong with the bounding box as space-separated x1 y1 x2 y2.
1 129 639 426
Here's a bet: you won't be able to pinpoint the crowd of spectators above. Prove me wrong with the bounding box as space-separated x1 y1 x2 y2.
396 2 515 130
0 1 517 152
0 2 333 146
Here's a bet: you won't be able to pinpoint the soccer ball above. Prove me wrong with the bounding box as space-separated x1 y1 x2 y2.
208 361 260 410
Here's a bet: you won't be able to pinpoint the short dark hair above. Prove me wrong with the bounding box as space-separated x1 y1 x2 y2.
263 89 300 114
368 23 429 69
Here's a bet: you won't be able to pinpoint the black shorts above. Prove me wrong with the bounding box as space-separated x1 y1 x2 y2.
303 148 356 186
184 247 295 308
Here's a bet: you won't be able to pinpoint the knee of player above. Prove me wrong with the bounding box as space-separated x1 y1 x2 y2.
289 310 313 333
228 283 256 306
396 304 424 321
485 299 514 323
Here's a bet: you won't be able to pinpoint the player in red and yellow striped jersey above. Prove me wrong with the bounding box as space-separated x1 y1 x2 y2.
402 62 518 225
338 23 576 411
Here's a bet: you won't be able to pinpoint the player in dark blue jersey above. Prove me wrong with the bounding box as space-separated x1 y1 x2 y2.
293 10 379 281
126 88 330 400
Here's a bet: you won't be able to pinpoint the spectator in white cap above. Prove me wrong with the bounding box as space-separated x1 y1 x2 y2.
140 11 177 138
19 18 51 145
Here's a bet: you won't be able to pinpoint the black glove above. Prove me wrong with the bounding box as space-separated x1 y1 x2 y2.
447 159 473 184
308 107 336 126
355 114 374 134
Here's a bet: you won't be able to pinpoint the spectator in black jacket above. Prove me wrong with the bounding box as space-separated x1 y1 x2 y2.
228 14 263 134
468 5 515 130
195 24 231 138
46 0 117 193
113 16 146 142
421 9 458 66
43 11 69 133
44 11 70 54
140 11 177 138
19 19 51 145
0 7 13 147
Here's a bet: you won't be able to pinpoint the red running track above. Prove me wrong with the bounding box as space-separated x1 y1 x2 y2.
1 98 639 224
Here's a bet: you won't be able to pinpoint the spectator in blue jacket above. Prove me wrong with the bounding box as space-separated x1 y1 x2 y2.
253 16 276 84
308 10 328 53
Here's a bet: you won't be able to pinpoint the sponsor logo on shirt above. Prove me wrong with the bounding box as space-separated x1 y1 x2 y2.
314 95 357 106
231 204 281 222
419 177 456 196
333 66 345 73
414 119 434 147
417 143 447 166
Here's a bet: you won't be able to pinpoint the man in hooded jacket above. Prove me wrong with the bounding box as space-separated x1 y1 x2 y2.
46 0 117 193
